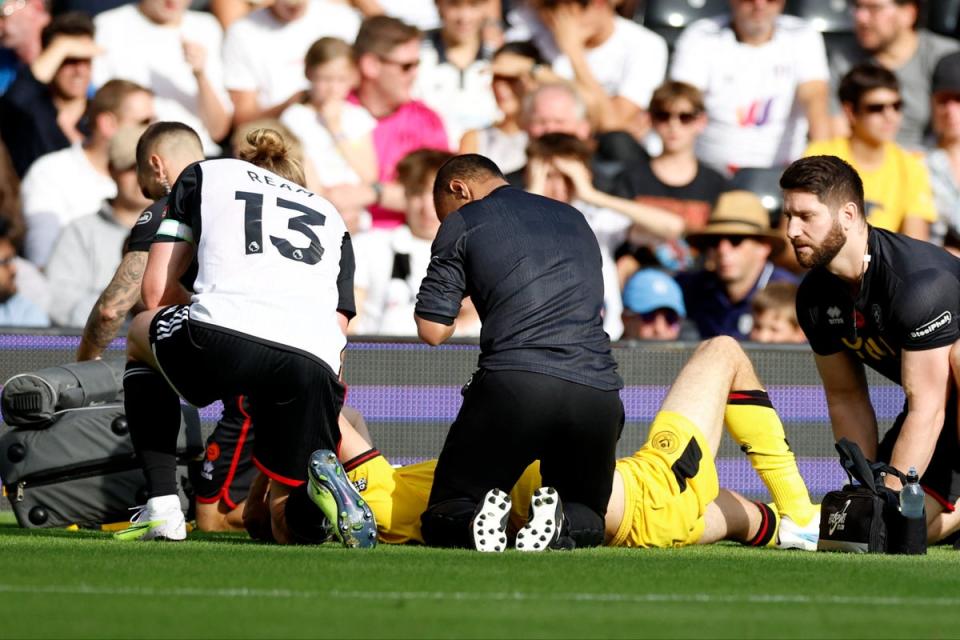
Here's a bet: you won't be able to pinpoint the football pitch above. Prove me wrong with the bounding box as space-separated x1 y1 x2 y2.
1 518 958 639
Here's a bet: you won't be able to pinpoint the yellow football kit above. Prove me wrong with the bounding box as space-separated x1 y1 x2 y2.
610 411 719 548
344 451 540 544
346 410 719 548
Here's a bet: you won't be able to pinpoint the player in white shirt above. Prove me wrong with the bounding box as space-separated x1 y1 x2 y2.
116 129 375 548
670 3 831 173
222 0 361 127
93 0 232 155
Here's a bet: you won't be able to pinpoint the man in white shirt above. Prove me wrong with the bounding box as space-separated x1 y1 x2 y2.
415 0 499 144
46 125 150 326
670 0 831 173
20 78 154 267
92 0 231 154
222 0 361 127
506 0 667 136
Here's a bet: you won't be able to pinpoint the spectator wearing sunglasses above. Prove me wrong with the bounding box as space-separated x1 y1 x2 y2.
613 81 731 277
925 52 960 254
677 190 797 340
805 63 935 241
828 0 957 151
322 15 449 230
620 268 689 341
20 79 154 268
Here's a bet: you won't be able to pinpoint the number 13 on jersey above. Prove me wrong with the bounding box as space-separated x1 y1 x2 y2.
236 191 326 265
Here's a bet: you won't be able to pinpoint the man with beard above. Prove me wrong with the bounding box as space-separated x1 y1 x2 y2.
781 154 960 543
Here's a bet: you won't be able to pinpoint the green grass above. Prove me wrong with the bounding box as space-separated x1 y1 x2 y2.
1 520 957 639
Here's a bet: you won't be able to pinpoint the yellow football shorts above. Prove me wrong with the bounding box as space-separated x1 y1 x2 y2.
610 410 719 548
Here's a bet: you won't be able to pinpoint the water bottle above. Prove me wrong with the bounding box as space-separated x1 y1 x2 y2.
899 467 925 519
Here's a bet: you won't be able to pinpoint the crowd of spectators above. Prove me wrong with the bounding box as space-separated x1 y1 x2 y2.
1 0 959 345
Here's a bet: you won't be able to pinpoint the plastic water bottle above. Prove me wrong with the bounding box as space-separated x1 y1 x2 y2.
900 467 925 519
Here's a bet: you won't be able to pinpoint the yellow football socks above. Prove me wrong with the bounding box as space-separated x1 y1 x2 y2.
726 390 817 527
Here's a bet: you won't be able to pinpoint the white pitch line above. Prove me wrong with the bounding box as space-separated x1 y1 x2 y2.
0 584 956 608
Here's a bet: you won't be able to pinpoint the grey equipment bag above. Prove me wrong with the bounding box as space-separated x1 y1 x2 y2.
0 404 202 528
1 360 125 428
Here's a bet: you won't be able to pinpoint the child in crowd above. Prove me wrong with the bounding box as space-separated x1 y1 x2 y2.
749 282 805 344
281 37 378 230
459 41 547 175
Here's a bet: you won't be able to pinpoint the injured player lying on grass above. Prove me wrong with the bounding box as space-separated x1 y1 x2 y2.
244 336 821 551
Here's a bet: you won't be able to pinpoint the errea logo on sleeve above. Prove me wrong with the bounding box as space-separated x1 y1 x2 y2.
827 306 844 325
910 311 952 339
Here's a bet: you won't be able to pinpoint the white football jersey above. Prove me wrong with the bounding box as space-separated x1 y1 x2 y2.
157 158 354 373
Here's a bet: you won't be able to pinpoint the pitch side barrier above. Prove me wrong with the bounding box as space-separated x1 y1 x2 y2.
0 331 907 502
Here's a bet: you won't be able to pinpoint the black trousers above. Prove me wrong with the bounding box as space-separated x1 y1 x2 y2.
421 369 624 548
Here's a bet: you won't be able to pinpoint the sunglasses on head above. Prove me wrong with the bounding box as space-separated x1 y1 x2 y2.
651 110 700 125
860 100 903 115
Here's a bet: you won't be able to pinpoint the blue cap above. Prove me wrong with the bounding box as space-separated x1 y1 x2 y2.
623 269 685 316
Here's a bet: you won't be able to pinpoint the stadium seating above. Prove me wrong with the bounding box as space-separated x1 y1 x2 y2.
927 0 960 38
639 0 729 49
730 167 785 228
784 0 858 54
784 0 854 34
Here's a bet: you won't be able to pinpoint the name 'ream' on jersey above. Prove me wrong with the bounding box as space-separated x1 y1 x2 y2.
157 158 355 374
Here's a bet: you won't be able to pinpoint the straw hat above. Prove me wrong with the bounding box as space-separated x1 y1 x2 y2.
685 190 785 253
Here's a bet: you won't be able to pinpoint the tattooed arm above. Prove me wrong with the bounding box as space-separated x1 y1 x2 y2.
76 251 148 361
